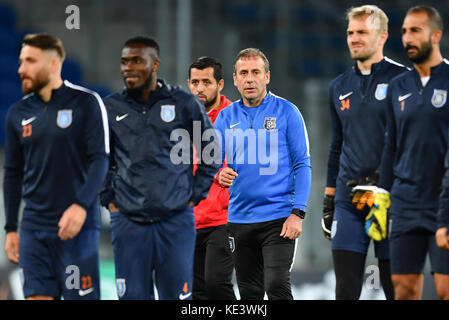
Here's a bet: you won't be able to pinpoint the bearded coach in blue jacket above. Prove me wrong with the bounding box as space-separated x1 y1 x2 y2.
100 36 219 300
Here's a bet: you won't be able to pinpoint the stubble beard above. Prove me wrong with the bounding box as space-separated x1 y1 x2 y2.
21 68 51 94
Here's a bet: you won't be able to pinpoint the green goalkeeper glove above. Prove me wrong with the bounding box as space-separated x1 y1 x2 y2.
365 191 390 241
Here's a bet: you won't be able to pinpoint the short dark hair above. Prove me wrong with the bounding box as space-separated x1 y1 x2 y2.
124 35 160 58
188 56 223 83
234 48 270 73
406 5 443 31
22 33 66 61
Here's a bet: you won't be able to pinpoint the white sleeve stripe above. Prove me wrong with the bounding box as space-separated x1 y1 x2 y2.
299 112 310 157
384 56 405 68
64 80 110 154
287 102 311 158
275 92 311 158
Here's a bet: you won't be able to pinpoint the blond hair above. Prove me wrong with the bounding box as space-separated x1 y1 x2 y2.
346 5 389 32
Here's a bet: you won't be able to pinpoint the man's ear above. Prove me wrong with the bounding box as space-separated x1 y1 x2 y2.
265 70 271 85
51 56 61 74
432 29 443 45
217 78 224 93
379 31 388 46
152 60 160 73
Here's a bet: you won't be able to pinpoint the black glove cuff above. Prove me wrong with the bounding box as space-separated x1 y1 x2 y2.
291 208 306 219
323 194 335 213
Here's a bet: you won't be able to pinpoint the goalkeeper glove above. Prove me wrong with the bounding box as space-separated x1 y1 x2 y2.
349 185 377 211
365 190 390 241
321 195 334 240
347 171 379 211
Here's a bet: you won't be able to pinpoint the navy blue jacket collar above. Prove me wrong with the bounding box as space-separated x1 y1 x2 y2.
31 80 68 103
410 59 448 78
353 57 389 76
122 78 172 104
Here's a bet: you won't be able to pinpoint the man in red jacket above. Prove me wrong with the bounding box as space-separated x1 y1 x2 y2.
188 56 236 300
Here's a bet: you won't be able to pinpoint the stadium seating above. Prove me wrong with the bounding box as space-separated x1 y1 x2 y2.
0 3 16 29
0 27 19 55
0 53 19 79
61 57 83 85
0 3 112 146
86 84 113 98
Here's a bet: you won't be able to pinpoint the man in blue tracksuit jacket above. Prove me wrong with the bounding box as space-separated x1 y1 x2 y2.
214 48 311 300
3 34 109 300
100 36 219 300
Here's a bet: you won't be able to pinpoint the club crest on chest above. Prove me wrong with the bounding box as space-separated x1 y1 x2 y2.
375 83 388 101
161 105 175 122
264 117 276 131
57 110 73 128
431 89 447 108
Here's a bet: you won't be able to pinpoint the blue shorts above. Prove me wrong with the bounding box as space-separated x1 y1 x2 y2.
111 207 196 300
19 228 100 299
331 200 390 259
389 212 449 275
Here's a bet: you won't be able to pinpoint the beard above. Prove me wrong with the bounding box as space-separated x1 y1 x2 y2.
125 72 153 100
350 45 376 63
20 68 50 94
204 93 219 109
405 39 432 64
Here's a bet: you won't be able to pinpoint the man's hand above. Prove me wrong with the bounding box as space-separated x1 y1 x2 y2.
108 202 119 212
217 167 238 188
280 214 303 240
4 232 19 264
436 227 449 250
58 204 87 240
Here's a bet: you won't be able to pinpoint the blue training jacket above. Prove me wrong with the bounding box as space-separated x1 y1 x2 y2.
379 59 449 232
100 79 219 224
3 80 110 232
326 57 407 202
438 145 449 229
214 92 311 224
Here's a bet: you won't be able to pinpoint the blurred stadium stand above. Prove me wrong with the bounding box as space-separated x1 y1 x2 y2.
0 0 447 299
0 1 113 147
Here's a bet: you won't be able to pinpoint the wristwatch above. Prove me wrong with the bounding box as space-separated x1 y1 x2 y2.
291 208 306 219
